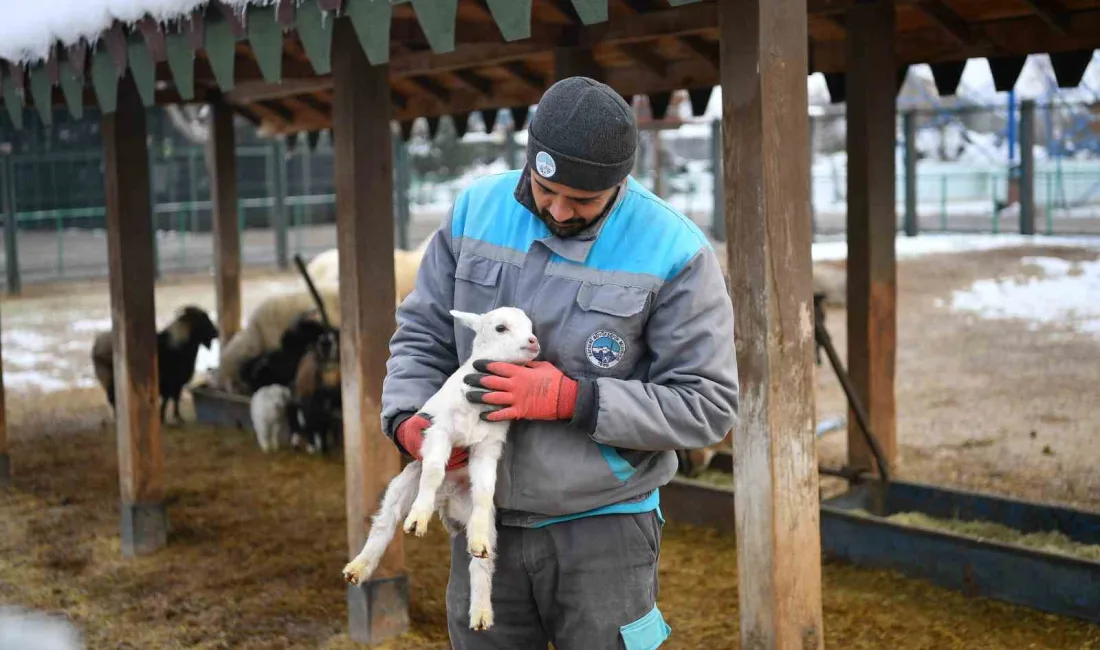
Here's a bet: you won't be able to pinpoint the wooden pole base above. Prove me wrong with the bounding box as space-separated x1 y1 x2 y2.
120 501 167 557
346 576 410 644
0 453 10 487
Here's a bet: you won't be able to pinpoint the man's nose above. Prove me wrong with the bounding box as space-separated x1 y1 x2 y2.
549 199 574 222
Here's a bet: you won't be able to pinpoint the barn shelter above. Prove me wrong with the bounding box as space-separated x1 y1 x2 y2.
1 0 1099 646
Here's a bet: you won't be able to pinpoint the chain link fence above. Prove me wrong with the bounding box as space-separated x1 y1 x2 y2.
2 99 1098 291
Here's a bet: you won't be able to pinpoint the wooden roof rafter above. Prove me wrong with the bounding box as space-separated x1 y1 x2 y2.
0 0 1097 135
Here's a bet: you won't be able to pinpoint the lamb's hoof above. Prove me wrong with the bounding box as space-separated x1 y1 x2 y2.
342 560 367 585
467 534 492 560
469 604 494 631
403 509 431 537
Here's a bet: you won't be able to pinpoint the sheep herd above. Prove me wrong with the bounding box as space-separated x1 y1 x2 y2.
89 238 429 456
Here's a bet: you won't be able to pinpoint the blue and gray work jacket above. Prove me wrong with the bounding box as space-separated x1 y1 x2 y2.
381 166 740 528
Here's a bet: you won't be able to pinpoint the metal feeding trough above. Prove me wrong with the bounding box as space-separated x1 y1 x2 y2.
659 291 1100 625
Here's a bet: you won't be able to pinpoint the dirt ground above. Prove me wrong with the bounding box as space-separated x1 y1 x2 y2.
1 241 1099 648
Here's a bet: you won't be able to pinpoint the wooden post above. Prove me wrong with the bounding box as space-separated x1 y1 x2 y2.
102 72 166 557
720 0 824 648
332 16 408 643
846 1 898 475
1019 99 1036 235
272 138 289 270
710 118 725 241
208 99 242 349
2 154 20 296
554 46 601 82
903 111 918 237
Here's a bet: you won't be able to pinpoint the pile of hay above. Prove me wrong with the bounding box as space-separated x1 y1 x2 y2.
876 510 1100 562
2 423 1099 649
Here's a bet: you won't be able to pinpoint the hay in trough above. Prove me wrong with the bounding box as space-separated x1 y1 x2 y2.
2 422 1099 649
861 510 1100 562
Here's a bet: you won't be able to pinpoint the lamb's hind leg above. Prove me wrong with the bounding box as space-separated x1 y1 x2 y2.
468 551 496 631
402 423 453 536
343 462 423 585
465 437 504 560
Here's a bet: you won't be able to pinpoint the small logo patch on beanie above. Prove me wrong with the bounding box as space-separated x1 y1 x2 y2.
535 151 557 178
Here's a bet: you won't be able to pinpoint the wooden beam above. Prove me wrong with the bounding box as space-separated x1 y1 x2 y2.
845 0 897 477
720 0 824 647
810 10 1100 73
1019 0 1072 34
915 0 975 46
332 15 408 644
501 61 547 90
102 71 166 557
554 46 604 81
451 69 493 96
408 75 452 101
617 42 669 78
208 100 242 352
678 34 719 71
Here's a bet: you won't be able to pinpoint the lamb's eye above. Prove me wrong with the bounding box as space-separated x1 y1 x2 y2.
495 324 507 333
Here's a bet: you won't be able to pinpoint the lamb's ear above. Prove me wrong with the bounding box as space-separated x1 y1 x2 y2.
450 310 482 331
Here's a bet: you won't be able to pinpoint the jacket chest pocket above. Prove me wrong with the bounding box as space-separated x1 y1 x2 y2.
453 253 505 360
567 282 651 378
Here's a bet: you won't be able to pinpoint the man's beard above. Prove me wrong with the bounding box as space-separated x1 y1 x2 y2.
535 186 620 239
536 209 591 238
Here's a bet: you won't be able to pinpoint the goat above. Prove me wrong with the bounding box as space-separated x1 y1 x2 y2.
288 327 342 454
250 384 294 452
342 307 541 632
91 305 219 425
238 314 329 394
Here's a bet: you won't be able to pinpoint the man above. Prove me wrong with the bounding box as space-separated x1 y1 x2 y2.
380 76 739 649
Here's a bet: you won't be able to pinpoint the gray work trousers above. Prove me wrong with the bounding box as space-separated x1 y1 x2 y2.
445 509 671 650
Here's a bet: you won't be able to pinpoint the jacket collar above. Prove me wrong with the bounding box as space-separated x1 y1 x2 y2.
512 164 627 264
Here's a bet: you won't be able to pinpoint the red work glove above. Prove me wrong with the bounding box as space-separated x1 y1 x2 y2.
395 414 469 470
464 360 579 422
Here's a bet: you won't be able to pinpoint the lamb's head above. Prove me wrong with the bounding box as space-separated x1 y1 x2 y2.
168 305 219 349
451 307 540 365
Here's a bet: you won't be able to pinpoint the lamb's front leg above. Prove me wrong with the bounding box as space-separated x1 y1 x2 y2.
465 437 504 560
402 424 453 536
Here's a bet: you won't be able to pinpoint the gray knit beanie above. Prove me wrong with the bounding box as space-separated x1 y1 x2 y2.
526 76 637 192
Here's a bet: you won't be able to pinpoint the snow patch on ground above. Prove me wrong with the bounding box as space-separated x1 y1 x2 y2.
942 255 1100 336
811 233 1100 262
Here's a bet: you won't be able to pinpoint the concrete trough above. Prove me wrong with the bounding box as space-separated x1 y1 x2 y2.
659 470 1100 625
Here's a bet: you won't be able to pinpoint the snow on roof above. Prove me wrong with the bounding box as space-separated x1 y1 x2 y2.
0 0 270 65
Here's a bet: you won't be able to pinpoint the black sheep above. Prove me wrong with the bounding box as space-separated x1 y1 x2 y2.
239 314 329 394
91 305 219 425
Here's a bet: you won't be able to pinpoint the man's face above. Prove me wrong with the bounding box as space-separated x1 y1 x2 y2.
530 171 620 238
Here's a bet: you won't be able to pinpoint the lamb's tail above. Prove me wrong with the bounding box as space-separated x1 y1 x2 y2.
345 461 422 582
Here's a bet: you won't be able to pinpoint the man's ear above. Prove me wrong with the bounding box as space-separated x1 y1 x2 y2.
450 310 482 331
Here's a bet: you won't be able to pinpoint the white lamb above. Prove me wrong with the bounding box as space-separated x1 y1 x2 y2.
341 306 541 632
250 384 293 452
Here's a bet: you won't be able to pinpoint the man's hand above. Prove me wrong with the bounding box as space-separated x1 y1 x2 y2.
463 360 579 422
396 414 469 470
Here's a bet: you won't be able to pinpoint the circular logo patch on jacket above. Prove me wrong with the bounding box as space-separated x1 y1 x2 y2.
585 330 625 369
535 150 556 178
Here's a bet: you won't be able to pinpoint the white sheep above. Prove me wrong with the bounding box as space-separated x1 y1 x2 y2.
250 384 293 452
215 286 341 394
341 306 542 632
305 234 430 305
